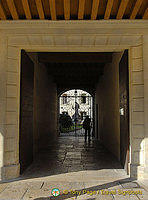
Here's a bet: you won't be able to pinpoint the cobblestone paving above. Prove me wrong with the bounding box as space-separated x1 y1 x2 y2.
0 136 147 200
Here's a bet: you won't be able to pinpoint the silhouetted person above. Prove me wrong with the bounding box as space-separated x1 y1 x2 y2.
83 115 91 142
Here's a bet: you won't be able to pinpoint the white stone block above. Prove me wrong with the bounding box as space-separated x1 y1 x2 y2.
145 150 148 161
8 47 20 59
132 85 144 98
4 151 16 165
0 151 3 166
54 36 67 45
130 164 144 178
131 46 143 59
0 70 7 98
130 164 137 177
7 72 18 85
7 58 19 73
132 58 143 71
28 36 43 45
41 36 54 45
140 150 145 165
6 112 18 125
132 98 144 112
0 99 6 124
132 111 144 125
133 138 145 151
121 36 142 46
133 151 140 164
82 36 95 45
6 85 17 98
134 151 144 165
2 164 20 180
6 98 18 112
132 71 144 84
6 124 18 138
107 36 121 45
145 138 148 151
4 138 16 152
68 36 82 45
95 36 108 45
8 36 29 46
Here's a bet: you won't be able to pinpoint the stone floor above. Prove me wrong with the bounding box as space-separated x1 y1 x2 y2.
0 136 148 200
60 128 85 137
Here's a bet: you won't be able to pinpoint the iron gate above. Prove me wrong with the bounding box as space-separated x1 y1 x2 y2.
59 89 93 137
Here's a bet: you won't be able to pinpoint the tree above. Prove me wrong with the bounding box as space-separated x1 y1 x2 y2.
59 113 73 132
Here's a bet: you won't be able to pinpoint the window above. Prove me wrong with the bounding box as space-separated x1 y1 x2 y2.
62 94 67 104
81 94 86 104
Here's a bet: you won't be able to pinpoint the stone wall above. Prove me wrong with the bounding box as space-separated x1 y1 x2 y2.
34 60 58 151
1 37 20 180
143 35 148 178
95 53 122 160
119 50 130 172
19 52 58 172
19 51 34 173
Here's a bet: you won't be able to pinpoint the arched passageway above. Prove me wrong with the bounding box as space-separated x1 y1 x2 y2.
19 51 130 180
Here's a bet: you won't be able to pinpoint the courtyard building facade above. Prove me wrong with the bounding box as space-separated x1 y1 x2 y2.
60 89 93 120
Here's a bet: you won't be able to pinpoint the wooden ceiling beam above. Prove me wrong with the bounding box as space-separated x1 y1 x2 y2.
49 0 56 20
116 0 129 19
143 8 148 19
104 0 114 20
0 2 6 20
64 0 70 20
130 0 143 19
35 0 45 20
22 0 32 20
6 0 19 20
78 0 85 20
91 0 100 20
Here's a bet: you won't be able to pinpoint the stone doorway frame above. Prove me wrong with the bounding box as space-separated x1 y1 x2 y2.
0 20 147 180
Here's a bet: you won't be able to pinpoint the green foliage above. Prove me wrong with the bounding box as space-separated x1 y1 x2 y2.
59 113 73 130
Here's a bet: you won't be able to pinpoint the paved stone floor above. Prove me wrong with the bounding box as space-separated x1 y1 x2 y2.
0 136 148 200
60 128 85 137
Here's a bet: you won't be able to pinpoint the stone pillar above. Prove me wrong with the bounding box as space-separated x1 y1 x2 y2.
130 45 145 178
143 35 148 178
0 35 7 179
1 43 20 180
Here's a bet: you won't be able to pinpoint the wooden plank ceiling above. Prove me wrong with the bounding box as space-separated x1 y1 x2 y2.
0 0 147 20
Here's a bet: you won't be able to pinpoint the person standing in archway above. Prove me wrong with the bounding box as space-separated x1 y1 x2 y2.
83 115 91 142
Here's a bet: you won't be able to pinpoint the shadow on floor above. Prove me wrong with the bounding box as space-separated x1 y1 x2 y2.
33 177 140 200
1 136 124 183
21 137 123 179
